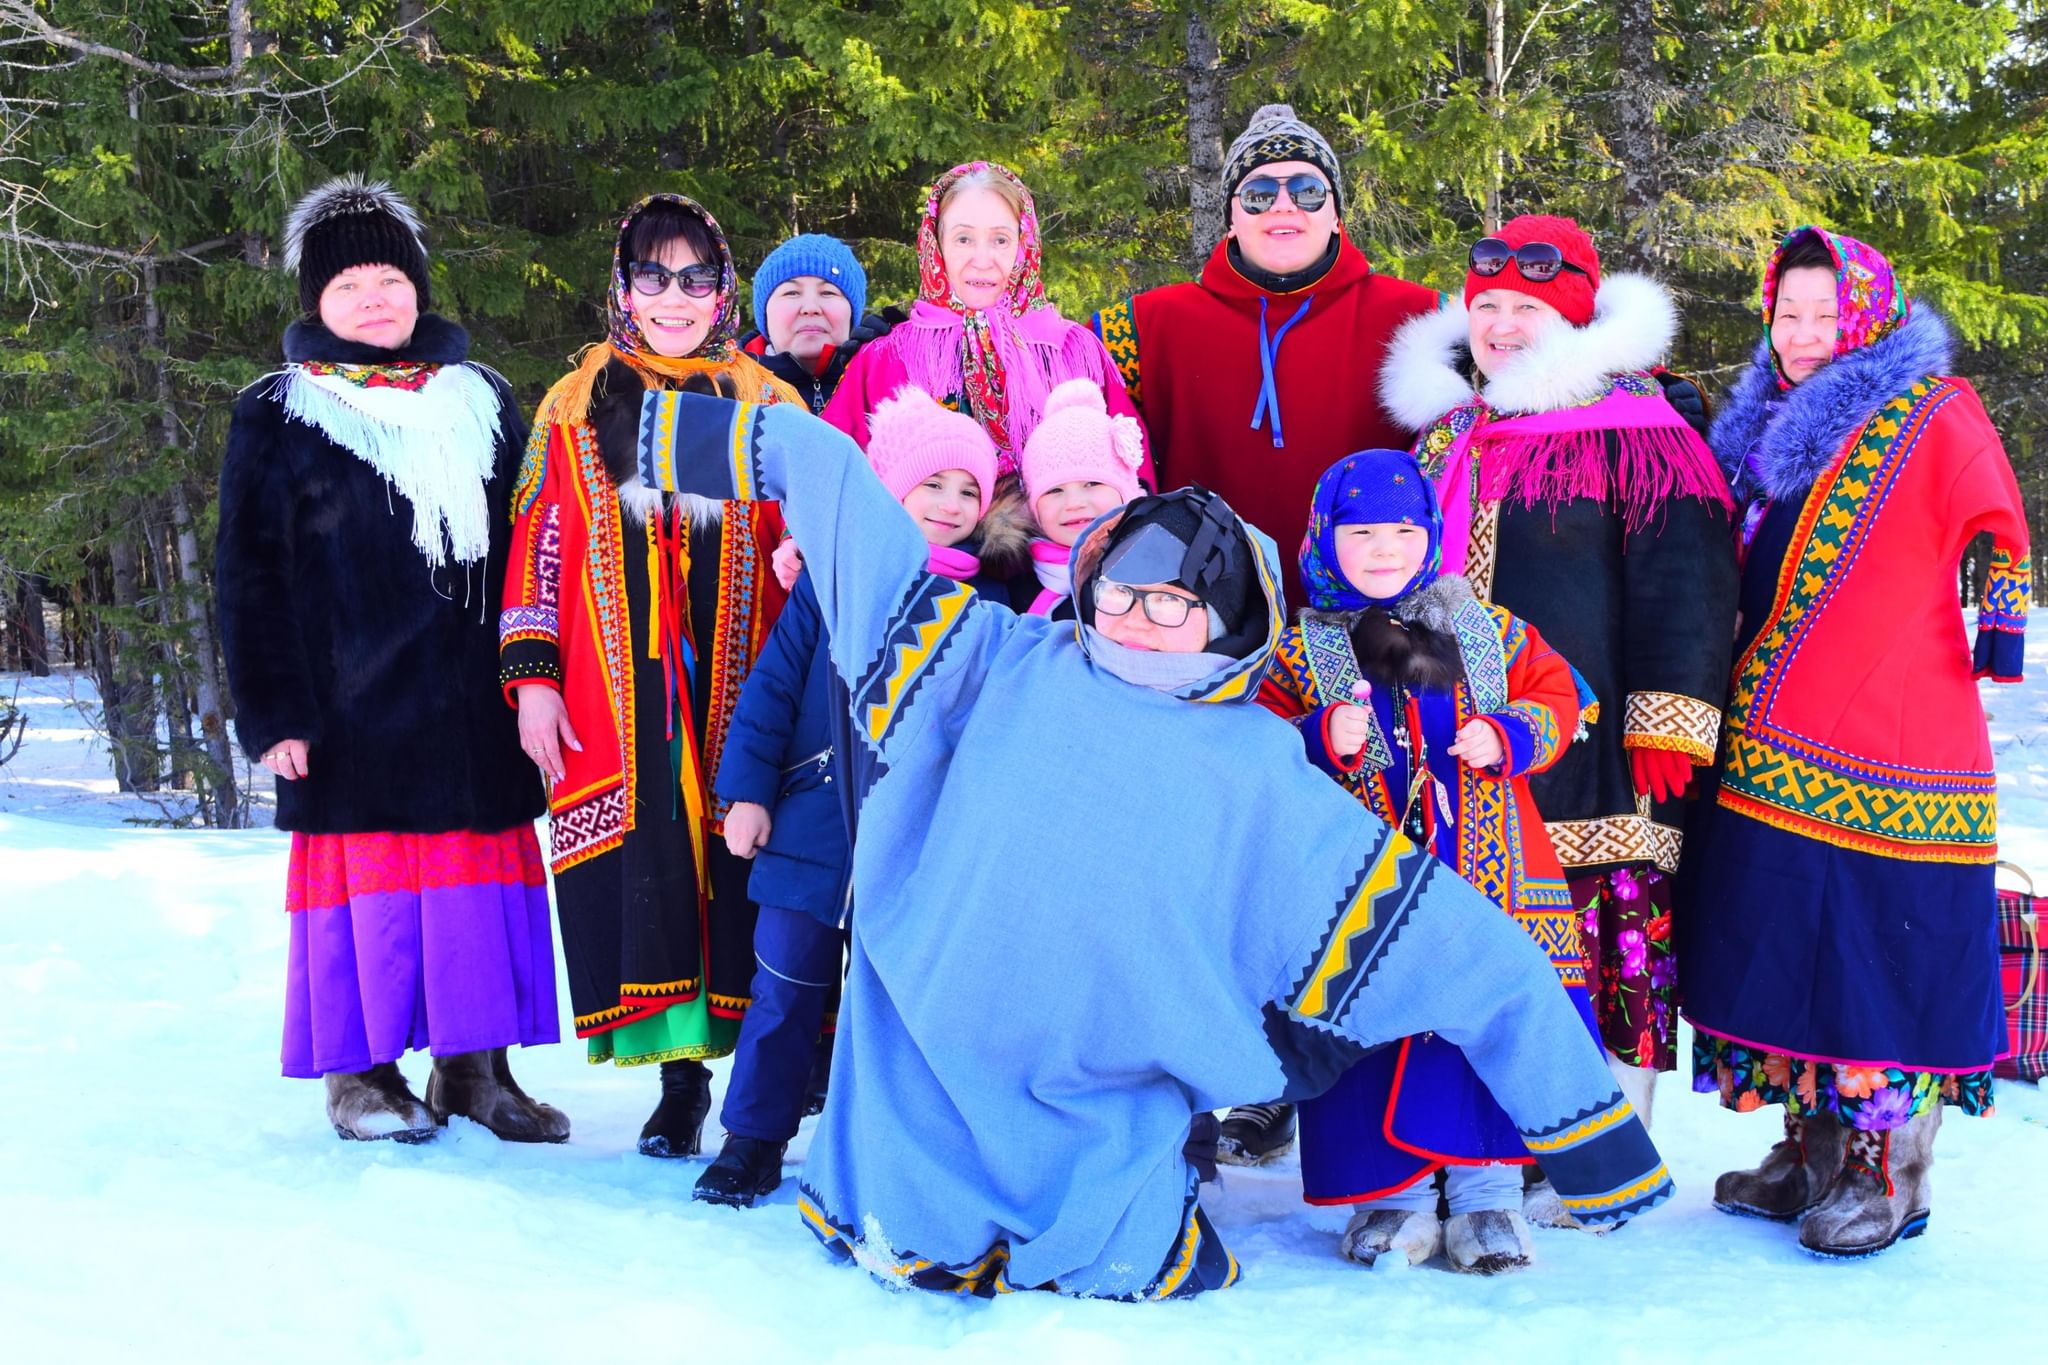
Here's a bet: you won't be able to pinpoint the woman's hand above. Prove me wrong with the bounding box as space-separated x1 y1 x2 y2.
1327 703 1373 758
724 801 772 858
262 739 309 781
772 537 804 591
514 684 582 783
1448 718 1505 771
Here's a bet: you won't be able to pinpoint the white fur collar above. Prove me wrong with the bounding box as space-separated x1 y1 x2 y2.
1379 272 1679 422
617 471 724 528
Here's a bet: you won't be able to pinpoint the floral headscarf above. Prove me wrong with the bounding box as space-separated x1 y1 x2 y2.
535 193 790 430
1300 448 1444 612
1762 226 1908 391
609 193 743 362
913 161 1050 456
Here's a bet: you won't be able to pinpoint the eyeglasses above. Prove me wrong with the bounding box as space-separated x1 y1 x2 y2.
1091 579 1204 629
1234 174 1331 216
1467 237 1589 284
628 261 722 298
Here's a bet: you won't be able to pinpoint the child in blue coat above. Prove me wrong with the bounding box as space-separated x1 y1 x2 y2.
694 386 1016 1205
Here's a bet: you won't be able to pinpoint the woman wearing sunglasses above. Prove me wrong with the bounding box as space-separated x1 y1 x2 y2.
1090 103 1439 618
1681 228 2026 1258
500 194 802 1158
1379 216 1738 1193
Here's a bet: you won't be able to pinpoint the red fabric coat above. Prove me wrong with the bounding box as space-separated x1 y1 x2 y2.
1093 238 1440 606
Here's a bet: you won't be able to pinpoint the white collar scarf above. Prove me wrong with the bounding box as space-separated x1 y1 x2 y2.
270 361 503 567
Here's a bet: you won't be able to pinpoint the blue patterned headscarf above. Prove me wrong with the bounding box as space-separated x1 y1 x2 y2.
1299 448 1443 611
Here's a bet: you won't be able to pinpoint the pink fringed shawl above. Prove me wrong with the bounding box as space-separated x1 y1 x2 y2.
1421 373 1732 573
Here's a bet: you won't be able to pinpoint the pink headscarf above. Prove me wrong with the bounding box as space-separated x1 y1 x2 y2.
1761 226 1910 391
890 161 1119 472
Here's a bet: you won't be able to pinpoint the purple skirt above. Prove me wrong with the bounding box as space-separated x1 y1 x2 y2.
281 826 560 1078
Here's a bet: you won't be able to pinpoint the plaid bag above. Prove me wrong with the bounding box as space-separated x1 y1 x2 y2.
1995 862 2045 1082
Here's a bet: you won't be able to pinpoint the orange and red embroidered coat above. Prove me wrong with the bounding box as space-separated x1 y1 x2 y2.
499 375 791 876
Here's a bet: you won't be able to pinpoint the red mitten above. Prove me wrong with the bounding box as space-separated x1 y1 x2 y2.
1630 747 1693 803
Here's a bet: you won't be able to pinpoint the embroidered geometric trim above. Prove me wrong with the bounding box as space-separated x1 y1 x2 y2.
1717 734 1997 862
1980 545 2031 633
1300 619 1393 771
1466 497 1502 601
1622 690 1720 765
1093 298 1142 405
1546 811 1684 874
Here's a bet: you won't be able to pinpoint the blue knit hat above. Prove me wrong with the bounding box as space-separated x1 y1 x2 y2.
1300 448 1443 611
751 233 867 338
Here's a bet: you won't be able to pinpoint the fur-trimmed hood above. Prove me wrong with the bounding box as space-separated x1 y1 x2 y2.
1379 273 1680 425
1708 303 1955 503
972 478 1034 579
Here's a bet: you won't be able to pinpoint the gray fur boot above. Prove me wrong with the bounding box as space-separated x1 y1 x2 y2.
1799 1107 1938 1258
1443 1209 1533 1274
1520 1173 1614 1234
1714 1109 1845 1221
1339 1208 1442 1268
426 1047 570 1143
325 1062 436 1143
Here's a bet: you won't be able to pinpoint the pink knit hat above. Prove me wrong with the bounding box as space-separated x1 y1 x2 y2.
866 385 1000 507
1019 379 1146 510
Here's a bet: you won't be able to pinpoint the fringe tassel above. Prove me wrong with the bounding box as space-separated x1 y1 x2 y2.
274 365 501 566
1478 422 1732 532
893 314 1118 459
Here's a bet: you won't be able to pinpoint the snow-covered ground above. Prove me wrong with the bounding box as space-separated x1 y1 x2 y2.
3 662 2046 1363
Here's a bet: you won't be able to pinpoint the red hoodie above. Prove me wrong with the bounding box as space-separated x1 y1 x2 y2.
1094 236 1440 607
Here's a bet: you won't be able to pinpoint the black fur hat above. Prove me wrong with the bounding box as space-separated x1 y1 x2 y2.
283 175 432 315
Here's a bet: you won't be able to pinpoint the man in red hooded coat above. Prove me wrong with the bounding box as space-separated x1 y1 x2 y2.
1092 104 1441 613
1091 104 1440 1168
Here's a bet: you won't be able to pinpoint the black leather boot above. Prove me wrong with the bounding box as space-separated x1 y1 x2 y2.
638 1058 712 1158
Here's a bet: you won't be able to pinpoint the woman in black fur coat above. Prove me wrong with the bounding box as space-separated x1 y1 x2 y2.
215 176 564 1144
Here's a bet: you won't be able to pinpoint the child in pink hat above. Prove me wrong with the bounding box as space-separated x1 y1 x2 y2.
700 383 1015 1209
1017 378 1146 615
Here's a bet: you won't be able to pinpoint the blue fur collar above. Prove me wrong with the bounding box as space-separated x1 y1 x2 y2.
1708 305 1953 502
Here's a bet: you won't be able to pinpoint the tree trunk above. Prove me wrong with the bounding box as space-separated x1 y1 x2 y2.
104 535 162 793
1485 0 1506 233
19 575 50 676
1185 7 1228 266
143 516 198 794
142 257 243 826
397 0 440 61
1612 1 1665 269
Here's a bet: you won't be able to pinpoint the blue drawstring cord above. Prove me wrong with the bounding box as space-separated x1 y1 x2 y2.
1251 295 1314 447
1245 296 1310 448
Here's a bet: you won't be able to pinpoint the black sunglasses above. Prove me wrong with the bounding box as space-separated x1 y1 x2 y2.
1467 237 1589 284
628 260 722 298
1234 174 1331 216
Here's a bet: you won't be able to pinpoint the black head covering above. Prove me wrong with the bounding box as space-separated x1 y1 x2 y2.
1085 485 1263 659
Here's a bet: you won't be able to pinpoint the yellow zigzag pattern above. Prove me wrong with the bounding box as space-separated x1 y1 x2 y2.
865 582 975 744
1293 834 1415 1021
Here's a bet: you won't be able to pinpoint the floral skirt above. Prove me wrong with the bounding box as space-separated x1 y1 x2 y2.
1573 864 1676 1070
1692 1034 1994 1130
282 826 560 1078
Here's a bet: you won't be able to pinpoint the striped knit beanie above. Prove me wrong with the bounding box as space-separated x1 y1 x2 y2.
1223 104 1344 218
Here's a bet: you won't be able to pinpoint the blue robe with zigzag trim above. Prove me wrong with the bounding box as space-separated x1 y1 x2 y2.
636 391 1671 1298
